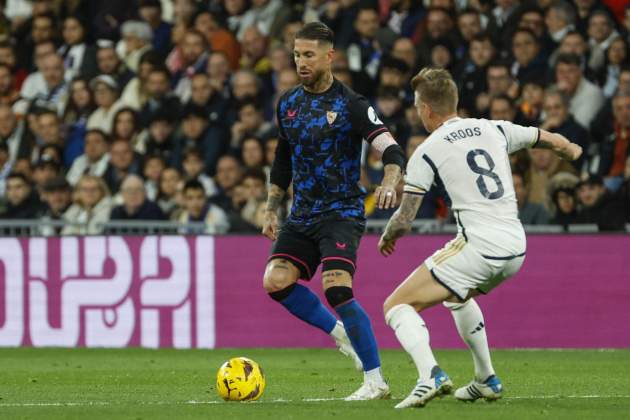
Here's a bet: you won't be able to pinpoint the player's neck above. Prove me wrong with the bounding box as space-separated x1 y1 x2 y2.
304 72 334 94
433 113 459 130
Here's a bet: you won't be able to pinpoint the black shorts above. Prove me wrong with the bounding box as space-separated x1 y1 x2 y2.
269 218 365 280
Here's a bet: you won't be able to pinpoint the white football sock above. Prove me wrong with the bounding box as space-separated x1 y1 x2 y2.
385 304 437 380
444 299 495 381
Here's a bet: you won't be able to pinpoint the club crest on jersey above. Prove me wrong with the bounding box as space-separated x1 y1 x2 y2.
326 111 337 125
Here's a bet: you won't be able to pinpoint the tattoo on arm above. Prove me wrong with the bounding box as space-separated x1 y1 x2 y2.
265 184 286 213
381 164 402 187
382 193 423 241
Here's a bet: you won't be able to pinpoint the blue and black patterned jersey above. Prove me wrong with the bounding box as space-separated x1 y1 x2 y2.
271 79 391 226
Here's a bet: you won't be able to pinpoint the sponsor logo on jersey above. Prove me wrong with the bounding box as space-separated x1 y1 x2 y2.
287 109 297 119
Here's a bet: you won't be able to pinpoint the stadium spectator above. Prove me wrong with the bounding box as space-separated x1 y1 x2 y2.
173 30 209 101
0 103 33 162
237 0 283 41
240 25 271 80
181 147 218 197
518 79 545 125
589 91 630 180
58 16 98 82
575 174 626 231
241 136 266 171
31 154 59 192
62 77 95 166
0 142 10 198
143 110 178 166
103 138 142 195
207 51 232 97
22 51 68 115
0 63 21 107
157 166 183 217
109 174 166 222
598 37 630 98
38 175 72 230
95 41 134 91
554 53 605 129
476 61 516 117
391 36 417 71
510 28 547 84
513 171 550 225
540 88 590 173
194 10 240 71
347 6 382 97
548 171 580 228
615 155 630 221
66 129 110 186
239 167 267 228
0 172 42 219
177 103 229 176
138 0 172 56
143 154 166 201
527 146 576 206
457 33 496 115
120 50 163 111
112 107 143 149
457 8 484 52
86 75 125 134
140 66 182 126
489 94 517 122
119 21 154 74
587 10 620 74
231 96 272 147
0 41 27 90
176 178 230 234
61 175 112 235
34 109 64 159
545 1 577 48
189 72 230 126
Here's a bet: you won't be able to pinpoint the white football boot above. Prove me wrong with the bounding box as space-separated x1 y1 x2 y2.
395 368 453 409
454 375 503 402
345 381 391 401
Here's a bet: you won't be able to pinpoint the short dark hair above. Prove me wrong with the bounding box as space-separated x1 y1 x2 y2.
243 167 266 184
183 147 204 162
7 172 29 185
85 128 111 143
490 93 514 108
183 178 205 194
556 52 582 67
295 22 334 45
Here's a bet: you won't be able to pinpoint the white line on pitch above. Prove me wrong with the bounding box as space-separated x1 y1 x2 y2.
1 395 629 408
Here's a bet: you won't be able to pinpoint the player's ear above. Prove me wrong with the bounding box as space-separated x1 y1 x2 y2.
327 47 335 63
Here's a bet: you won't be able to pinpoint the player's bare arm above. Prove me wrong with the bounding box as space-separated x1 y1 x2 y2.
374 164 402 209
262 184 285 241
536 129 583 161
378 192 423 256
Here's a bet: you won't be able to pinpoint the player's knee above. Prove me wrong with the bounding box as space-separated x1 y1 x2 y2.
443 299 472 311
324 286 353 308
383 295 400 317
263 261 298 294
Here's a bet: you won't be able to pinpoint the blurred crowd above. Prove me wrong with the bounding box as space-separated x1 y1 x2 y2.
0 0 628 233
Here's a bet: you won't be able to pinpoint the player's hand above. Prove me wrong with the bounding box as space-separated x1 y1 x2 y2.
262 211 279 241
378 235 397 257
375 184 397 209
565 143 583 161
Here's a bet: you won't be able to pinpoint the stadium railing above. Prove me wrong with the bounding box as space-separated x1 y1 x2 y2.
0 219 612 236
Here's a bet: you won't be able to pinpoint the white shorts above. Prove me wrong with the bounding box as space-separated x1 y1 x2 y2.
424 236 525 301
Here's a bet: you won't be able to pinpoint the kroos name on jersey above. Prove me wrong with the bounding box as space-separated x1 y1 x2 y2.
443 127 482 143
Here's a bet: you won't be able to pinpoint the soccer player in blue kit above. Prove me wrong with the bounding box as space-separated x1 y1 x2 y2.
261 22 406 400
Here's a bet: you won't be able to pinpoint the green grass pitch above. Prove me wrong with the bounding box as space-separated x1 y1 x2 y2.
1 348 629 419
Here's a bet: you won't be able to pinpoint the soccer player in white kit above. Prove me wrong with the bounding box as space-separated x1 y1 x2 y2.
378 68 583 409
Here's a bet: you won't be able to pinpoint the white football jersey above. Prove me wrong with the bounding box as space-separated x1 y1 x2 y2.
405 117 539 256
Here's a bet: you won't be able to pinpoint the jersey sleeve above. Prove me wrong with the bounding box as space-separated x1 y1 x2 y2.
404 147 435 195
493 120 540 154
269 101 293 190
348 93 392 147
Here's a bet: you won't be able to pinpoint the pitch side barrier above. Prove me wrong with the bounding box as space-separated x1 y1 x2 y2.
0 232 627 349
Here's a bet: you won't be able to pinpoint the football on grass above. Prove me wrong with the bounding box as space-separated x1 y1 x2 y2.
216 357 266 401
